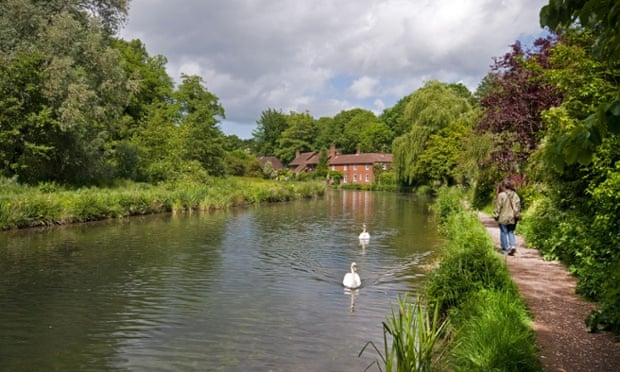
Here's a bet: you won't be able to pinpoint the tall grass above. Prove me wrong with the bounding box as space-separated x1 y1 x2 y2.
360 296 450 372
449 289 540 371
422 186 542 371
0 177 325 230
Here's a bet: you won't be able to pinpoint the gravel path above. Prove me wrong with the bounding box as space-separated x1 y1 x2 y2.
477 211 620 372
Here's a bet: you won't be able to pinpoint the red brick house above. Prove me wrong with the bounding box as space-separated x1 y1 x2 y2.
289 144 392 184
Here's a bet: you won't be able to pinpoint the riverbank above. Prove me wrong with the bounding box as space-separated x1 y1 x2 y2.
0 177 325 231
477 211 620 371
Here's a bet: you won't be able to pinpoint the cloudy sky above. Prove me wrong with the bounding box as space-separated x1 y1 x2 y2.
120 0 549 139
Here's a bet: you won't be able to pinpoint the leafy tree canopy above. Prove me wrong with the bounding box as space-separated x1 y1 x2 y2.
477 36 562 174
540 0 620 164
393 80 474 186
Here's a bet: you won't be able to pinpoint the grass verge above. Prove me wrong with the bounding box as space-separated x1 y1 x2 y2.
0 177 325 230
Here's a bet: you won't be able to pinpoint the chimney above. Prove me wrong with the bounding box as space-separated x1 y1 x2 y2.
329 143 337 159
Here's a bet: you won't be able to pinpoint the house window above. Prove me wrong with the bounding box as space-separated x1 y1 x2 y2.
353 174 358 182
382 163 387 170
344 165 348 171
353 164 357 170
365 174 369 182
331 165 335 171
343 175 348 183
365 164 370 170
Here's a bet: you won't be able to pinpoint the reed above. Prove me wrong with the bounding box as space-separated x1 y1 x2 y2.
0 177 325 230
360 295 450 372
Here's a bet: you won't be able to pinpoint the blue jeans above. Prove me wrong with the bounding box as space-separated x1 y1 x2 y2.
499 224 516 252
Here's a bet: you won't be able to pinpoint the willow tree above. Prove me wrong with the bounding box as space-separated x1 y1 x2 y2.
392 81 473 186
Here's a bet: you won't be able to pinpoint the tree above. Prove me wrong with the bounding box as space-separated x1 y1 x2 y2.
112 38 174 124
359 121 393 153
380 93 414 137
537 29 617 170
314 116 337 151
175 74 226 176
477 36 562 174
0 51 54 182
315 147 329 178
0 0 133 184
253 108 288 156
275 111 316 164
540 0 620 163
332 108 376 153
392 81 473 186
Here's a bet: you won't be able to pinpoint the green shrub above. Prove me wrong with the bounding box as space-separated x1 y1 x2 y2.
425 210 512 315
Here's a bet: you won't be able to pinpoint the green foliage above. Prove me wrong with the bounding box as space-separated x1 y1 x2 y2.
430 188 513 309
379 92 414 137
314 148 329 178
360 296 450 372
275 111 317 164
327 170 344 184
425 188 541 371
425 209 511 315
340 109 381 153
431 186 466 225
540 1 620 162
0 177 326 230
540 0 620 63
449 290 541 372
393 81 474 186
359 121 393 153
538 29 617 170
253 108 289 156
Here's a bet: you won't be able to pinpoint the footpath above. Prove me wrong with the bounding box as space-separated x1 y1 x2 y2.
477 211 620 372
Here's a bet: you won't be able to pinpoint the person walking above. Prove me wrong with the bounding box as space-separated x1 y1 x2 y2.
493 180 521 255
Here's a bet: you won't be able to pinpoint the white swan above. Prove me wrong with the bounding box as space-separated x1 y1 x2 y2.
343 262 361 289
359 223 370 240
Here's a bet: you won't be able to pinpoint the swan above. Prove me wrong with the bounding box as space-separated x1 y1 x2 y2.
359 223 370 240
343 262 361 289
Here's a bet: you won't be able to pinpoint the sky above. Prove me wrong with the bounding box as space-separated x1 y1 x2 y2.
119 0 549 139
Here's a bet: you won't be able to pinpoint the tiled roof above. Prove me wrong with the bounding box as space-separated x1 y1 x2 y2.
288 148 392 172
289 152 316 166
258 156 284 169
329 153 392 165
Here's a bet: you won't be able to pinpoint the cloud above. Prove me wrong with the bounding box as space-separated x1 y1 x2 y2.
348 76 379 99
120 0 548 138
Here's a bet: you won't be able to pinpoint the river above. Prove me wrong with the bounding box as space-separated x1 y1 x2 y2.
0 190 444 371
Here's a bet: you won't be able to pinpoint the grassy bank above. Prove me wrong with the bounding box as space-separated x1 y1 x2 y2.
359 186 541 371
426 187 541 371
0 177 325 230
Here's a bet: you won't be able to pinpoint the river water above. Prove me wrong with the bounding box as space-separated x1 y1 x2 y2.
0 190 444 371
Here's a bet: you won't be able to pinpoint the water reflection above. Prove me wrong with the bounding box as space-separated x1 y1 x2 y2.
344 288 359 313
359 237 369 254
